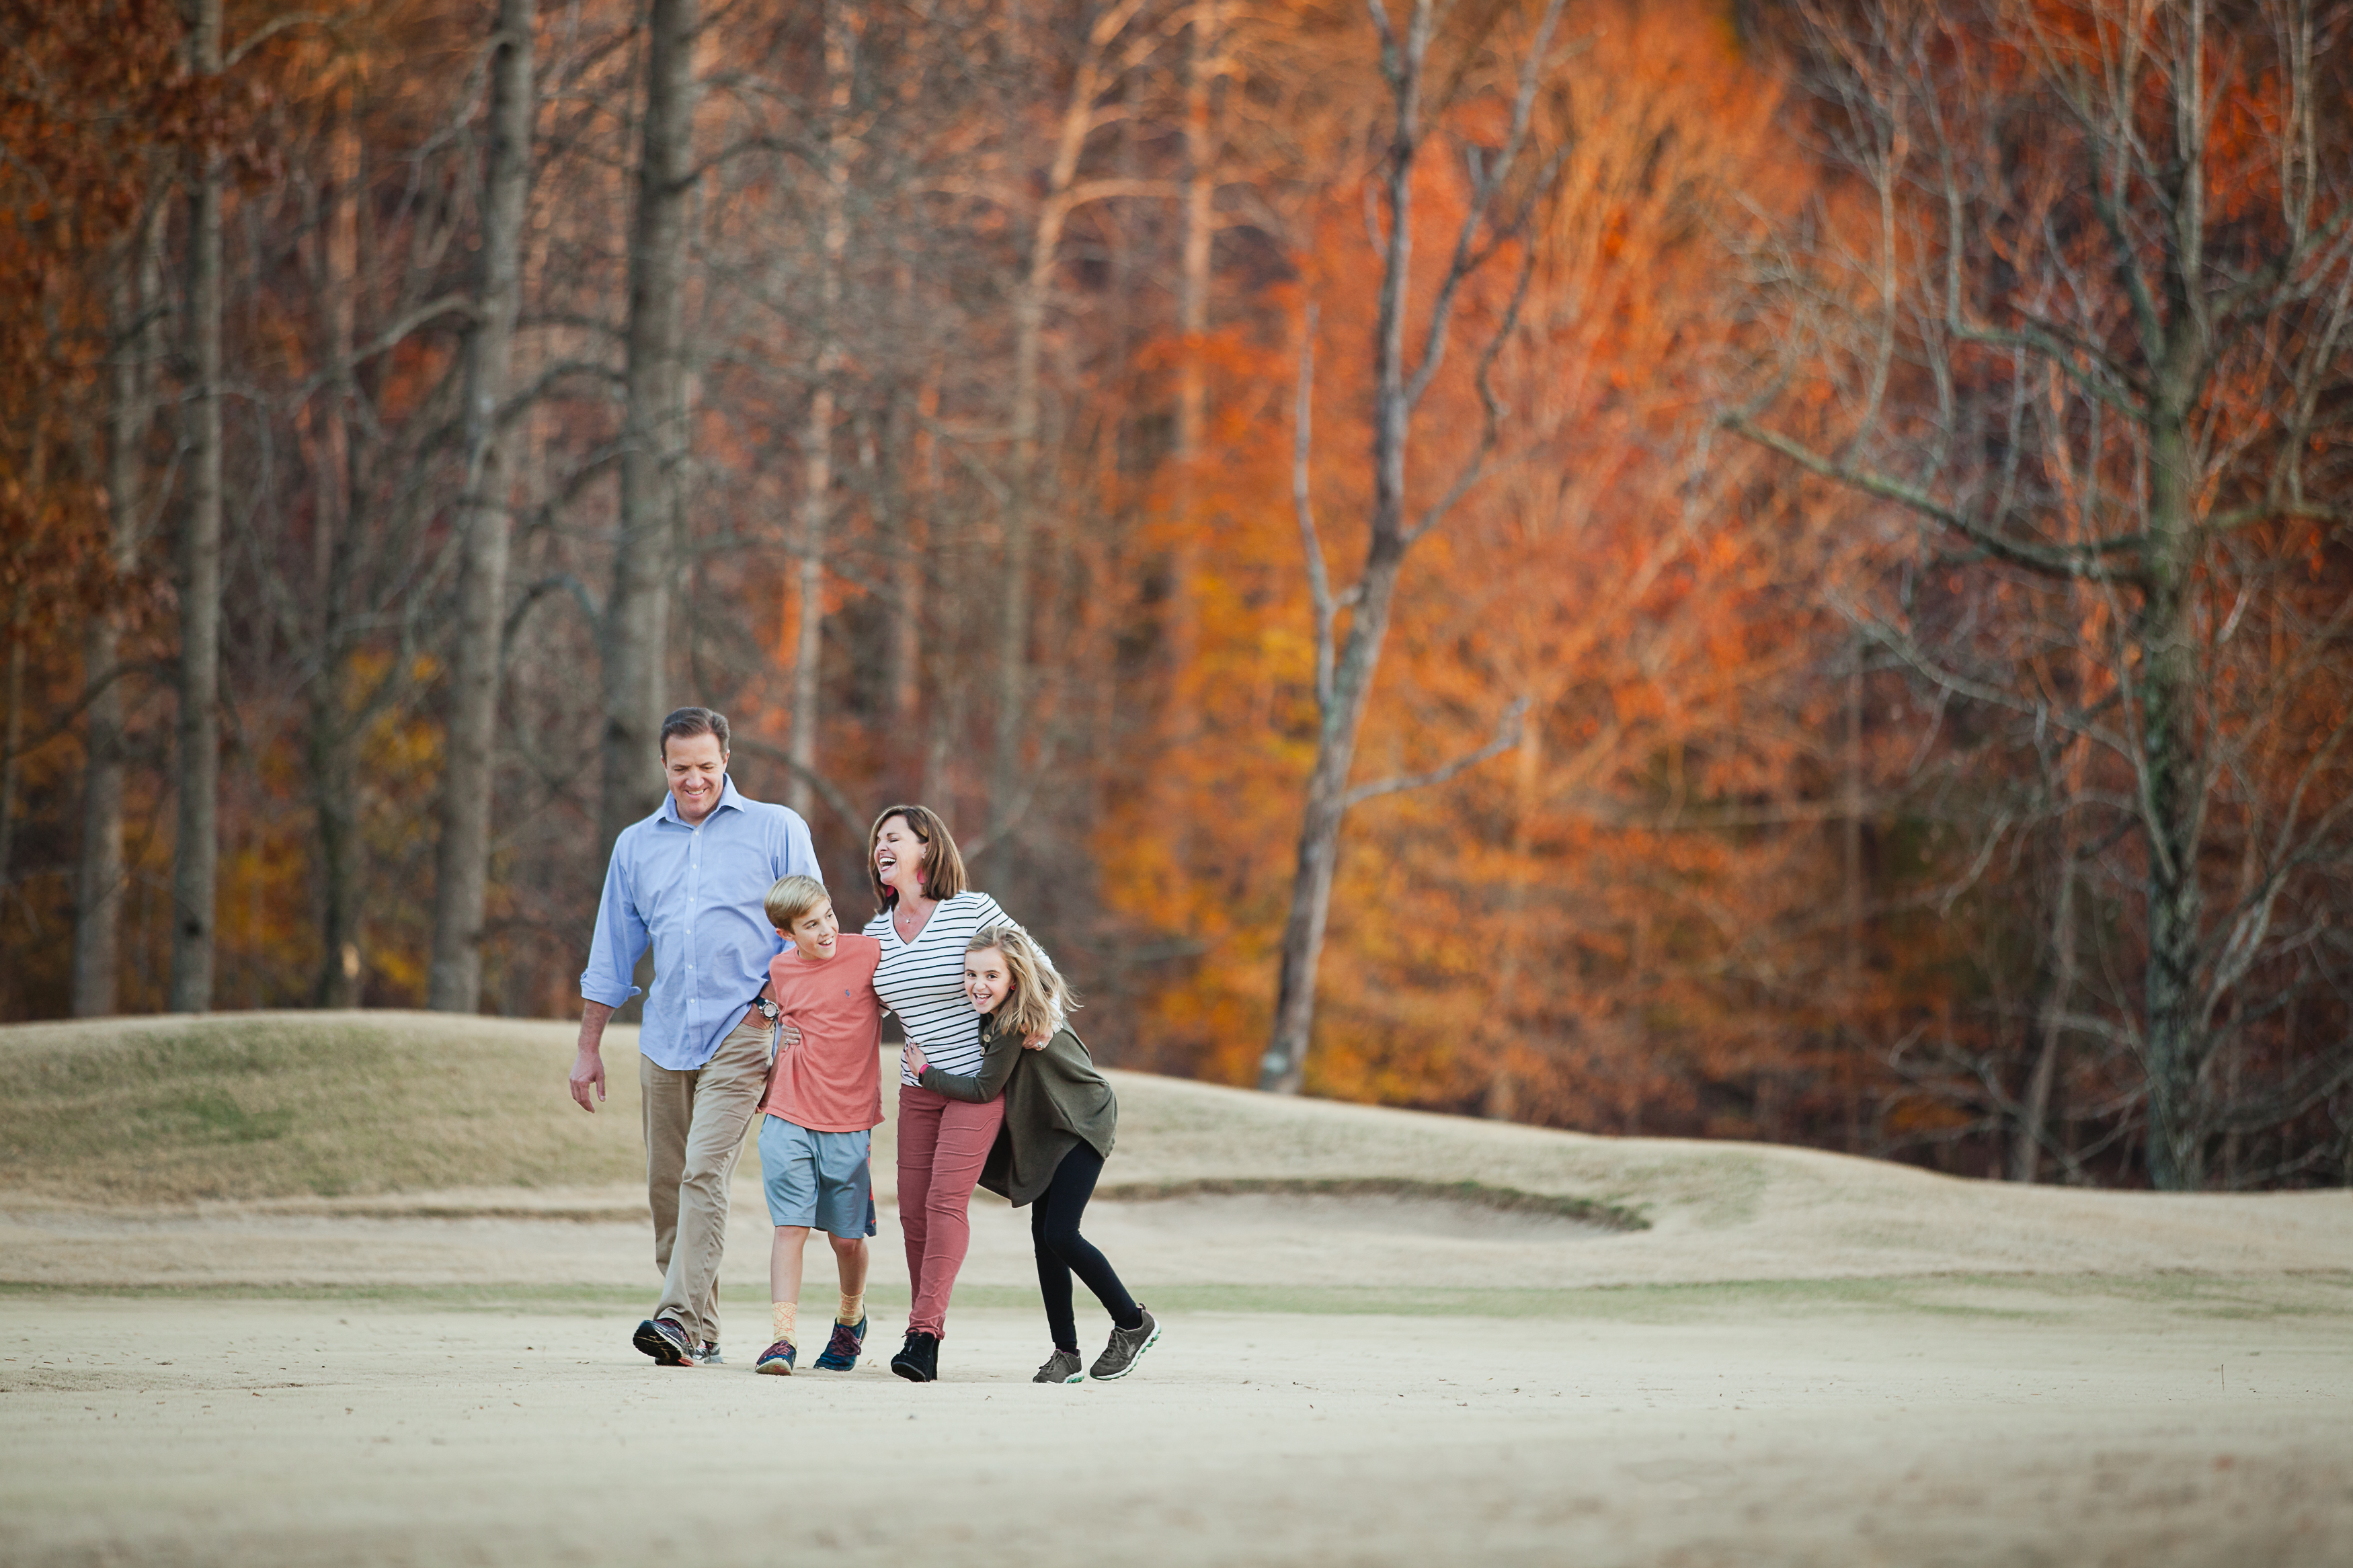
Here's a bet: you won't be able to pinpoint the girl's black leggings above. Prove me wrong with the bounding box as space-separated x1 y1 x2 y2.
1030 1142 1142 1353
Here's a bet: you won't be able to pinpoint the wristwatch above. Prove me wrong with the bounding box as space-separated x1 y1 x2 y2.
752 995 779 1022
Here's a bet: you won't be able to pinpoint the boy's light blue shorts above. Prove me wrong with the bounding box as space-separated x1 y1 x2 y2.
758 1116 877 1239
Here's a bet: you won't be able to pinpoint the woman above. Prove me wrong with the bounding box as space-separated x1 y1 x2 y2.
909 924 1157 1385
861 804 1012 1382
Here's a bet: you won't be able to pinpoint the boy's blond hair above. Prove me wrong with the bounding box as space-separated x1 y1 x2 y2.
967 923 1076 1043
764 874 832 934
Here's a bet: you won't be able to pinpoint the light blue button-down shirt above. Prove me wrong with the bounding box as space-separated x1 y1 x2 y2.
580 776 822 1071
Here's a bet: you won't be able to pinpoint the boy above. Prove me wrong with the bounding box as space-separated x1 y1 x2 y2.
753 875 886 1374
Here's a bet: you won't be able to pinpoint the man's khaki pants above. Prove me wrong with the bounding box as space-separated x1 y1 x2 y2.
641 1012 771 1347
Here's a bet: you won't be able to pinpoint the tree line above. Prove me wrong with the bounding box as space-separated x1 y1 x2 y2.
2 0 2348 1189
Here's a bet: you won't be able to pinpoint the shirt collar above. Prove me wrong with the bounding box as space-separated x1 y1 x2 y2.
658 772 746 827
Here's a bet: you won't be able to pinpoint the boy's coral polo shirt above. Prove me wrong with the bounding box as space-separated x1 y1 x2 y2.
760 932 887 1132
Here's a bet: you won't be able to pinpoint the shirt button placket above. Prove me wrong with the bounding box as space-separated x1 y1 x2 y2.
688 826 701 1040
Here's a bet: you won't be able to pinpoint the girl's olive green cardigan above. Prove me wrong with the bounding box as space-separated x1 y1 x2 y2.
916 1016 1117 1206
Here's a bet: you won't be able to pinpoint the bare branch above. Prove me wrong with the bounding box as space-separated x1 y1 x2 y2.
1344 697 1527 809
1402 215 1544 549
1722 413 2145 581
1402 0 1567 414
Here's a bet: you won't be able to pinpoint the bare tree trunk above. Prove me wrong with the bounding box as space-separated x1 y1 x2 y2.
2139 390 2205 1190
308 666 363 1007
1482 700 1544 1120
2014 822 2077 1183
308 110 365 1010
75 209 162 1016
0 589 26 893
168 0 225 1014
888 359 938 733
74 606 127 1016
992 220 1052 849
428 0 536 1013
1165 0 1218 757
600 0 699 850
1260 442 1406 1090
1840 646 1866 1147
789 4 852 823
990 0 1135 849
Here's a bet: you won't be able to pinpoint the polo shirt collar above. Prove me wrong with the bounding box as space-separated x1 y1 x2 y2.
659 772 745 827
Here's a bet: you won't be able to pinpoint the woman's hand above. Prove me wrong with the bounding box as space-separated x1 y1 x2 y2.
1023 1030 1051 1050
905 1042 930 1075
776 1021 801 1050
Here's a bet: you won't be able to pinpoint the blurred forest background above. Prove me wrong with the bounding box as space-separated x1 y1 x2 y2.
3 0 2348 1189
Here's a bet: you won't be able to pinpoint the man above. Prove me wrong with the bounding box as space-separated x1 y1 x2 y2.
570 706 822 1366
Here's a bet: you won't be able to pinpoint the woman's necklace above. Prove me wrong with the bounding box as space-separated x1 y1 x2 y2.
894 896 932 941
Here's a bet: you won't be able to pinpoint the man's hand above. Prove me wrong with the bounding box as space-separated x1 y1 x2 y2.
571 1000 616 1112
569 1047 606 1112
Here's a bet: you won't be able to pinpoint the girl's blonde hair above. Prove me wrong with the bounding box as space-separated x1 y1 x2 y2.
967 923 1077 1042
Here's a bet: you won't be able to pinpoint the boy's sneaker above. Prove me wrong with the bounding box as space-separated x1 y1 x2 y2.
890 1331 939 1383
1088 1307 1160 1382
692 1341 725 1366
632 1317 694 1367
755 1338 796 1375
1033 1349 1084 1384
813 1316 867 1371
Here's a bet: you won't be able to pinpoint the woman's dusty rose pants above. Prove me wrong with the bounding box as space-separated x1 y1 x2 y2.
895 1083 1006 1337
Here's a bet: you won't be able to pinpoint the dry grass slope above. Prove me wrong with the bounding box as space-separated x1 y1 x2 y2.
0 1012 649 1204
3 1012 2348 1293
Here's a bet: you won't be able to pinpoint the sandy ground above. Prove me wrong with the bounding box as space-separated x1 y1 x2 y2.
3 1288 2348 1568
5 1048 2350 1566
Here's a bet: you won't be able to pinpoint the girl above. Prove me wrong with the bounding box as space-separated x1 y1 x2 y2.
908 925 1158 1383
860 804 1012 1382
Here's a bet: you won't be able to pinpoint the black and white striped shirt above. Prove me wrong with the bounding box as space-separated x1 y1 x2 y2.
867 890 1010 1087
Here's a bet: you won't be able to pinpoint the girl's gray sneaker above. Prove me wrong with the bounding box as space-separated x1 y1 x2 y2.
1088 1307 1159 1381
1034 1349 1084 1383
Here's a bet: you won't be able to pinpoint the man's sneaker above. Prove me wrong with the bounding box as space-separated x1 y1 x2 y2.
1034 1349 1084 1384
1088 1307 1160 1381
632 1317 694 1367
692 1341 725 1366
813 1316 867 1372
754 1338 796 1375
889 1330 939 1383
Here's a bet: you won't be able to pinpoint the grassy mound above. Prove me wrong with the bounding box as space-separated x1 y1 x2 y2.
0 1012 646 1204
7 1014 2347 1296
0 1012 1712 1216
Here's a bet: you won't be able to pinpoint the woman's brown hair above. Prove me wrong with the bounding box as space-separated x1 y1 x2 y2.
866 804 969 909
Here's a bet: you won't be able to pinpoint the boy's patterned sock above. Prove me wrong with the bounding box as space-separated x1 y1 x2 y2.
837 1292 865 1326
772 1301 798 1344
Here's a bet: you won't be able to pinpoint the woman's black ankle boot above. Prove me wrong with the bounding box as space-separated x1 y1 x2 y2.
891 1331 940 1383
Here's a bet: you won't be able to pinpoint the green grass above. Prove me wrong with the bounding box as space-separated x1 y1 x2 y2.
1096 1176 1650 1232
8 1272 2346 1323
0 1013 647 1204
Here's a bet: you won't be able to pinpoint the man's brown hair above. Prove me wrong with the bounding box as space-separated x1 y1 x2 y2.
865 804 967 909
658 706 730 758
